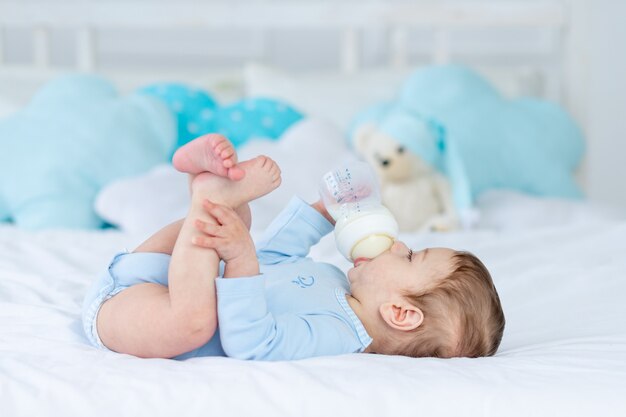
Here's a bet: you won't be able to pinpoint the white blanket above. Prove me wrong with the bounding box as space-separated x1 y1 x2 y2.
2 209 626 416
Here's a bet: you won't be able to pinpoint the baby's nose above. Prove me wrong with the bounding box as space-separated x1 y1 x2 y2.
391 240 408 253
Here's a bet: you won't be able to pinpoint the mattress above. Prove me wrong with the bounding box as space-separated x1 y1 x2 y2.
2 200 626 416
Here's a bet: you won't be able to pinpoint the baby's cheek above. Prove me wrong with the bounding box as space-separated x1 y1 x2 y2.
363 270 380 287
346 268 355 282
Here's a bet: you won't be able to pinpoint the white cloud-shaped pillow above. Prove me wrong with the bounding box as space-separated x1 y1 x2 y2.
95 118 356 238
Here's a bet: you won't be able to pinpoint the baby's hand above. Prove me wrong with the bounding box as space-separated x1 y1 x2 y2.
192 200 259 277
311 199 336 226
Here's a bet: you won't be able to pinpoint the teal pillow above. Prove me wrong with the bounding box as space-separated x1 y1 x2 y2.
139 83 303 152
0 74 175 229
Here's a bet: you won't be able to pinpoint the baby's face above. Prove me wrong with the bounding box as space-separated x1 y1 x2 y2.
347 241 455 304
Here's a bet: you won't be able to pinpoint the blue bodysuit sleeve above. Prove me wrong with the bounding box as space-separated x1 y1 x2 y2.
255 196 334 265
215 275 361 361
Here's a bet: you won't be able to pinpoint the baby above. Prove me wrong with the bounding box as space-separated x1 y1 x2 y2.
82 134 505 360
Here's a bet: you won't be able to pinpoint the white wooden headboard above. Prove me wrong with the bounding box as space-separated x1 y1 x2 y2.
0 0 589 126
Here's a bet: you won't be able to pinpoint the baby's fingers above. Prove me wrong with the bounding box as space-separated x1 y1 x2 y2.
191 235 217 248
202 199 237 225
194 219 221 236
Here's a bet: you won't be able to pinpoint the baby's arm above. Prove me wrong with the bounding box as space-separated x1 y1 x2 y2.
216 276 358 360
254 196 335 265
194 197 333 267
310 199 335 225
192 199 259 278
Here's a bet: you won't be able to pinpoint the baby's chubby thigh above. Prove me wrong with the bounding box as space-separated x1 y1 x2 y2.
82 251 172 348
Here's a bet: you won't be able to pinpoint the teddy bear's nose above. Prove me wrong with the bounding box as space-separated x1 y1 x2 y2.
381 159 391 167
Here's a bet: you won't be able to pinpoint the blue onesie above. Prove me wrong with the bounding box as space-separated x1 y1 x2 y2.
82 196 373 361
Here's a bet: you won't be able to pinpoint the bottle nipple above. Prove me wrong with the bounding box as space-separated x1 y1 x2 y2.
351 234 395 260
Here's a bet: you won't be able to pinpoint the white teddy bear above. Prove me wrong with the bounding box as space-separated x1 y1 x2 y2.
353 124 458 232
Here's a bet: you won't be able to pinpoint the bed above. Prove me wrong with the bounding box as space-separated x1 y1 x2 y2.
1 1 626 416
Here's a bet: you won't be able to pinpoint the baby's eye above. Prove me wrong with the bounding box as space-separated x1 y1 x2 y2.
407 249 413 261
397 146 406 154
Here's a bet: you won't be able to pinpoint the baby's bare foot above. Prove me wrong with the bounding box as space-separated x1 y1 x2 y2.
172 133 245 180
191 155 281 207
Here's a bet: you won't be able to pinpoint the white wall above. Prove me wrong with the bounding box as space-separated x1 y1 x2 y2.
586 0 626 210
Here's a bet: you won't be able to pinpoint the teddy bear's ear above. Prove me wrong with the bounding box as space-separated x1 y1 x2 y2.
352 123 378 155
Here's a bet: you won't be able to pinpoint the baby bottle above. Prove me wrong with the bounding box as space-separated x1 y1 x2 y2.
319 161 399 261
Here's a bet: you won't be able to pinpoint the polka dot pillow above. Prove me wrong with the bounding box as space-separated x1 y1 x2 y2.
139 83 304 153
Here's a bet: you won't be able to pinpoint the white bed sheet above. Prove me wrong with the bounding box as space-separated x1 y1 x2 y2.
2 67 625 417
2 209 626 416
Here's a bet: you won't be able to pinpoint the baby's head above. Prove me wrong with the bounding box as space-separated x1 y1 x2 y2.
348 241 505 358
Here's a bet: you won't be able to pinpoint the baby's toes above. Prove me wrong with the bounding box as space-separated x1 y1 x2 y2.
258 156 275 172
227 166 246 181
270 164 280 179
220 146 235 160
223 152 237 169
213 140 230 157
265 158 278 172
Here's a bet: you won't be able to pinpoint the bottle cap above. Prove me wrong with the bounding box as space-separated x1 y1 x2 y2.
334 206 399 261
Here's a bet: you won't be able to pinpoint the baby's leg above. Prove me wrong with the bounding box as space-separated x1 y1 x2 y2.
134 135 252 255
96 156 280 358
133 203 251 255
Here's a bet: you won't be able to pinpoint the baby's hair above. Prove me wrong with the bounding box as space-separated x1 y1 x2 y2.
398 251 505 359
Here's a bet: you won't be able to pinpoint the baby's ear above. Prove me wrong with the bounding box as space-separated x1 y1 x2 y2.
379 301 424 332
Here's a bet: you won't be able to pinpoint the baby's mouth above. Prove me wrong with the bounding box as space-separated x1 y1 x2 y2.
353 257 370 267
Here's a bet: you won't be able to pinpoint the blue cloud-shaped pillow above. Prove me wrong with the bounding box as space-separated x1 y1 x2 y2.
139 83 303 153
351 65 585 210
0 74 175 229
